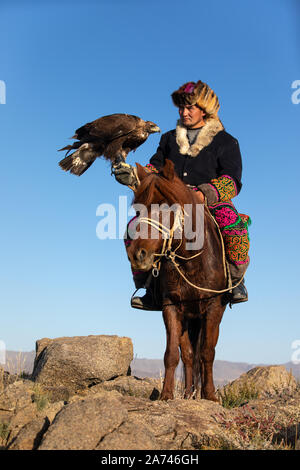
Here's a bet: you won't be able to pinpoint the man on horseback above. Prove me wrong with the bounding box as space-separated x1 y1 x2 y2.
113 80 250 309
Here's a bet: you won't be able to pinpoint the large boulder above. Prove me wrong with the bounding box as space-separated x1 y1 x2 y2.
221 365 297 398
38 392 128 450
32 335 133 394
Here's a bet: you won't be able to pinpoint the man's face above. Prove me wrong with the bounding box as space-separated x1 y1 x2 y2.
179 105 206 128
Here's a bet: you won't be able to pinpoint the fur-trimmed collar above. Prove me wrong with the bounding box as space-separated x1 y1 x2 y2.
175 118 224 157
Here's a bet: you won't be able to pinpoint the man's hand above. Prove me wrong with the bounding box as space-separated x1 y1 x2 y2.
112 160 138 187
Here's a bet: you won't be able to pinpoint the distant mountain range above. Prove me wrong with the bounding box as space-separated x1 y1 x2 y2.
130 358 300 386
2 350 300 387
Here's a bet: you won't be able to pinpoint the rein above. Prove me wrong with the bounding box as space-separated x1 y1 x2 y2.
138 203 244 294
138 208 203 273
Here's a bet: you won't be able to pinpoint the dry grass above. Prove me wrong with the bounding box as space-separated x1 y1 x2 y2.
5 351 29 377
0 421 10 439
216 404 298 450
0 353 32 393
31 384 49 412
157 370 193 399
217 381 260 409
155 372 300 450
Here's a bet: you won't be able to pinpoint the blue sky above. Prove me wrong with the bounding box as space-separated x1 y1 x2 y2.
0 0 299 365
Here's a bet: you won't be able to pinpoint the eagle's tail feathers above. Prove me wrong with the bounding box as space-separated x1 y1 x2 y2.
72 159 95 176
59 154 95 176
58 154 74 172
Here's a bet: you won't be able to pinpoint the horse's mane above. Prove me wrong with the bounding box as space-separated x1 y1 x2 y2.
134 170 194 207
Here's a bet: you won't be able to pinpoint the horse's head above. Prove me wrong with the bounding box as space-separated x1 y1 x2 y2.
126 160 199 272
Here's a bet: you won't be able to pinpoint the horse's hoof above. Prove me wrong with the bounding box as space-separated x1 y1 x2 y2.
210 396 219 402
160 392 173 401
202 394 218 402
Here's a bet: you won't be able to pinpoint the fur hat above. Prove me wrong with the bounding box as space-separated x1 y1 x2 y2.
171 81 220 119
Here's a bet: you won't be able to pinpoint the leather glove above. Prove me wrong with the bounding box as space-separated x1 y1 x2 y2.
112 160 138 187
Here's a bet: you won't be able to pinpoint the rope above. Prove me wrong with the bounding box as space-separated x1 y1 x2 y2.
170 261 245 294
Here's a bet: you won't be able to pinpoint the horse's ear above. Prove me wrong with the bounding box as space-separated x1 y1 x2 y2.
162 159 175 181
135 163 148 181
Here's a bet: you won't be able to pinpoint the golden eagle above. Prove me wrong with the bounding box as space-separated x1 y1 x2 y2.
58 113 160 176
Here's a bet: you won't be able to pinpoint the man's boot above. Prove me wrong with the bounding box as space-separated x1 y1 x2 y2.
131 271 162 311
231 279 248 303
228 261 249 304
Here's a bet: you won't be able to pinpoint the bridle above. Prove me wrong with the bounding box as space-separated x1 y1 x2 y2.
139 206 204 269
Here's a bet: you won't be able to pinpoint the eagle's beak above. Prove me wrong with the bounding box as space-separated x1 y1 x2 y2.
151 125 161 133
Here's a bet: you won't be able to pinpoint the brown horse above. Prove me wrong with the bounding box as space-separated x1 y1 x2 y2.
126 159 228 401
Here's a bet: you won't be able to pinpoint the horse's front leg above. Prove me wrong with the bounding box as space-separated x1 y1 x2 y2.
179 327 194 398
161 302 182 401
200 304 225 402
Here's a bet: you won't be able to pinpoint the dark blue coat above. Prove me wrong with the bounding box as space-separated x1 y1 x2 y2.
149 127 243 194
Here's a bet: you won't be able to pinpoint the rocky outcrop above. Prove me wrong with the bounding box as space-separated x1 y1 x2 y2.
1 378 298 451
1 385 238 450
0 380 65 450
92 375 160 400
39 392 128 450
0 337 299 451
221 365 297 398
31 335 133 397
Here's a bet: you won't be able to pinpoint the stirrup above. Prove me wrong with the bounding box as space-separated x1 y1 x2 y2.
130 289 162 311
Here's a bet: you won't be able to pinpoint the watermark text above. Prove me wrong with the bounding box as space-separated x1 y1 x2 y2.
291 339 300 364
0 340 6 364
96 196 204 250
0 80 6 104
291 80 300 104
